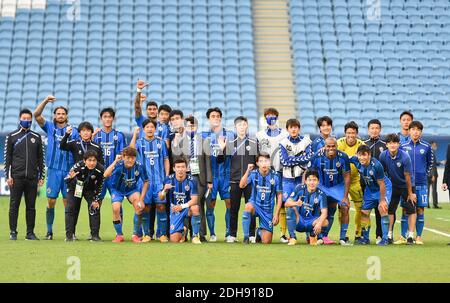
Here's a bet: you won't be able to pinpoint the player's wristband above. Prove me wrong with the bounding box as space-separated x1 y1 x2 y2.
136 88 142 93
181 203 189 209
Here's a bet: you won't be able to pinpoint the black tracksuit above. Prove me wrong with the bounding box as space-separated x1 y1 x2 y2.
60 133 104 165
364 137 387 239
65 161 104 239
4 127 45 235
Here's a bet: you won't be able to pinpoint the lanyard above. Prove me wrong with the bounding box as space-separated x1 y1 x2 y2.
13 132 30 150
233 137 248 156
80 140 88 154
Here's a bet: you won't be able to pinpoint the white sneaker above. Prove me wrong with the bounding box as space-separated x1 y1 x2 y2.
279 235 289 243
376 236 382 245
209 235 217 242
249 236 256 244
226 236 236 243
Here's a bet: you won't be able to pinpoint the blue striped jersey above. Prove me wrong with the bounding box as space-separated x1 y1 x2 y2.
164 174 198 205
93 129 127 168
289 184 327 218
135 137 168 185
202 127 235 178
311 136 326 153
136 116 169 141
42 121 79 171
110 160 148 193
246 169 282 213
309 151 350 187
400 139 434 186
349 156 385 192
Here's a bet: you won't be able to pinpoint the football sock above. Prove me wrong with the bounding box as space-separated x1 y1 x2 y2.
286 208 297 239
206 208 215 236
46 207 55 233
416 213 424 237
242 211 251 239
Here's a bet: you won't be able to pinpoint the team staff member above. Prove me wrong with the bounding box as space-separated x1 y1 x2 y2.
218 116 258 243
364 119 386 244
4 109 45 240
64 150 105 242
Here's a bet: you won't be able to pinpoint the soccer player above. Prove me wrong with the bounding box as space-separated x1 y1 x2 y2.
398 111 413 144
337 121 365 241
159 158 202 244
311 116 333 152
130 119 170 242
201 107 235 242
104 148 149 243
64 150 104 242
239 153 283 244
398 121 433 245
308 137 351 245
285 170 328 245
34 95 79 240
379 134 416 244
350 145 392 246
256 108 289 243
364 119 386 244
279 118 312 245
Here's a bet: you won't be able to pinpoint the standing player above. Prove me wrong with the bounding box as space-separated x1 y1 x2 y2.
398 111 413 144
201 107 235 242
104 148 149 243
130 120 170 242
93 108 127 228
256 108 288 243
285 170 329 245
350 145 392 246
337 121 365 241
34 95 79 240
311 116 333 152
399 121 433 245
60 122 104 164
239 153 283 244
279 118 312 245
379 134 417 244
159 158 202 244
364 119 386 244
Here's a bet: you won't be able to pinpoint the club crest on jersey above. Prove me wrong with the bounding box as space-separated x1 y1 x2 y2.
91 175 96 179
270 178 275 185
113 135 118 141
78 151 82 154
283 192 288 199
157 143 161 149
397 162 402 168
314 197 319 204
260 139 270 149
246 145 251 151
369 170 374 176
420 149 425 154
158 126 163 132
170 224 175 231
47 188 52 194
336 162 341 168
185 185 190 191
135 171 140 176
286 145 292 152
290 192 295 197
31 138 36 143
379 147 384 152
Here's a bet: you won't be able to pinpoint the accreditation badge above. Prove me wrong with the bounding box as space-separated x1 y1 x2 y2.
74 180 84 198
190 158 200 175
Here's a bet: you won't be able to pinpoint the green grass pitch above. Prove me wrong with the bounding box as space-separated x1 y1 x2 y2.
0 194 449 282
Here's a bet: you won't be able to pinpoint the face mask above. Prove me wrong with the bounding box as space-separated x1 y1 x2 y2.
266 116 278 126
20 120 32 129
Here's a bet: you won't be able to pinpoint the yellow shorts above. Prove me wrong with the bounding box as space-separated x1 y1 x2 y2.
349 183 363 203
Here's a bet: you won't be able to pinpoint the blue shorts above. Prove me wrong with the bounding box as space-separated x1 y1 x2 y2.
169 208 189 234
211 175 230 200
318 183 345 206
282 177 302 202
46 168 68 199
362 177 392 211
99 178 114 200
401 185 428 208
295 216 319 233
111 189 140 203
250 201 274 233
144 182 164 205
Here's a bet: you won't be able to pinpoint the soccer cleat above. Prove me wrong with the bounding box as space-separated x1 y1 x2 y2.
112 235 125 243
339 237 353 246
224 235 231 242
309 236 318 246
200 236 208 243
375 236 382 245
86 234 92 241
355 238 370 245
406 237 414 245
141 235 152 243
65 237 74 242
287 238 297 246
377 239 389 246
249 236 256 244
279 235 289 243
90 235 102 242
394 237 407 245
388 237 393 245
322 236 336 245
192 237 202 245
316 239 324 245
354 236 361 242
25 233 40 241
209 235 217 242
243 237 250 244
72 234 78 241
415 237 424 245
159 235 169 243
9 231 17 241
131 235 141 243
226 236 237 243
44 232 53 240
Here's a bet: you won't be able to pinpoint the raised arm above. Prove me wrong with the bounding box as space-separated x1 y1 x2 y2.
34 95 55 128
134 80 148 121
104 155 122 178
129 127 140 149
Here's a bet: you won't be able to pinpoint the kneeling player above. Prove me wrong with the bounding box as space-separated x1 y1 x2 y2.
104 147 149 243
351 145 392 246
285 170 328 245
159 158 201 244
239 153 282 244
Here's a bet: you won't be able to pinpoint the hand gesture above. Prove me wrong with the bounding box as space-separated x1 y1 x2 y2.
44 95 55 103
379 200 388 213
140 93 147 104
408 193 417 204
272 214 279 226
68 170 79 179
313 221 322 236
218 136 227 151
247 164 255 172
341 196 350 207
134 127 141 137
115 154 123 162
66 126 73 135
137 79 150 90
93 128 101 136
92 201 100 210
164 183 174 192
172 204 183 213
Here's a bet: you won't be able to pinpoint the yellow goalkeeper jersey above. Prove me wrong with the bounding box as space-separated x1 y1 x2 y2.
337 137 365 184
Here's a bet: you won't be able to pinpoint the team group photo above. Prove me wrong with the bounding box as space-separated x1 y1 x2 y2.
0 0 449 284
